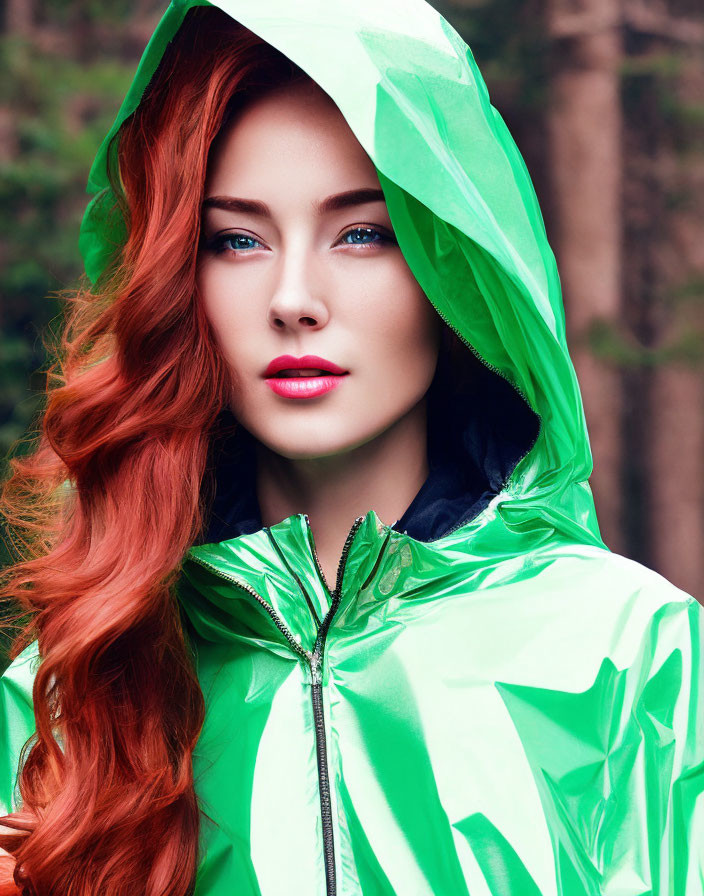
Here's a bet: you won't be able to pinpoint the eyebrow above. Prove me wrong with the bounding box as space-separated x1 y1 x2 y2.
201 187 387 218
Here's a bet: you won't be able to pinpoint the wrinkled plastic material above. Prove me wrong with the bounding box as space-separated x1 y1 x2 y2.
2 1 703 894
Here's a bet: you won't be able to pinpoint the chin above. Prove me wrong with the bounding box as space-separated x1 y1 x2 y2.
256 420 386 462
263 436 362 462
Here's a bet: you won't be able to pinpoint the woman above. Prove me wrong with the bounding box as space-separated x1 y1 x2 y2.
1 2 702 895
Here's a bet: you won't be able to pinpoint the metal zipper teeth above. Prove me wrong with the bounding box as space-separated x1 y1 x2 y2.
428 306 544 540
309 514 365 896
310 660 335 896
314 515 365 654
186 556 312 663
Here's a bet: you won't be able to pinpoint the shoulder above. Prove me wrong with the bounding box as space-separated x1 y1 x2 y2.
531 540 693 598
474 541 703 690
0 640 39 815
527 541 699 628
1 639 40 692
544 540 703 651
1 640 39 714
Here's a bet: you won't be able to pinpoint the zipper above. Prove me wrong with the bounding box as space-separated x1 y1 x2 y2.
309 514 365 896
186 555 312 663
188 513 367 896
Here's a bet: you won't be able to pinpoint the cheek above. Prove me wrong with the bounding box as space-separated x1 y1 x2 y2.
197 265 248 363
356 262 440 381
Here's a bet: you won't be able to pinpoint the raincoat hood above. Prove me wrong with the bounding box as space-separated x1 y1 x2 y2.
78 0 600 556
2 3 703 896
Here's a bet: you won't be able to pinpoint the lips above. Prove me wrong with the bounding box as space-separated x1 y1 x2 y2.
263 354 348 400
264 354 348 378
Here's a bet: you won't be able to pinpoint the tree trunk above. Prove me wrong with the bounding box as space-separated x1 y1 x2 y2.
651 367 704 593
546 0 625 552
4 0 33 35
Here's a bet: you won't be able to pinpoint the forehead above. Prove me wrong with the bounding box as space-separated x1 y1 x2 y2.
204 80 379 199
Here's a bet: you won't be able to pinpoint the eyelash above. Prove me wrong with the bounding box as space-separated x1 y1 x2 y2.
203 226 395 255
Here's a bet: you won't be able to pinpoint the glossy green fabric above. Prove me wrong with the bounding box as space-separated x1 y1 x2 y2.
2 1 703 894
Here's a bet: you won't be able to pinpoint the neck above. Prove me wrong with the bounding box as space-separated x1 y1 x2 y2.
256 399 429 588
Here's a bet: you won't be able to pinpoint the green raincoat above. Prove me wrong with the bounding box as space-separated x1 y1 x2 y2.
2 1 703 894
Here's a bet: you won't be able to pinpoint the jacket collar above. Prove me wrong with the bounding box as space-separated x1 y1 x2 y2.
178 347 540 649
182 509 390 653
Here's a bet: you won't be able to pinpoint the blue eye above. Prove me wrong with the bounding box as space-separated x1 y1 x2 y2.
341 226 390 246
226 234 261 251
205 233 264 254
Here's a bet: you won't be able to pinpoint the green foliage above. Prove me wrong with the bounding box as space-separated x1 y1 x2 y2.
42 0 136 27
437 0 550 112
0 24 139 667
0 34 136 466
588 298 704 369
620 50 704 157
620 51 684 79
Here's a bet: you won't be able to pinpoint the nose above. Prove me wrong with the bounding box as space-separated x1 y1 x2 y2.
267 246 330 332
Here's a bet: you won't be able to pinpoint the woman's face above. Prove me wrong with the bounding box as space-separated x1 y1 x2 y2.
196 77 441 461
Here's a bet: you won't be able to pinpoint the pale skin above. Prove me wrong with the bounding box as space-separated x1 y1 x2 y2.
196 78 442 591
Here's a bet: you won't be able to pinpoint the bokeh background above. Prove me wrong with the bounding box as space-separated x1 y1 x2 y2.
1 0 703 605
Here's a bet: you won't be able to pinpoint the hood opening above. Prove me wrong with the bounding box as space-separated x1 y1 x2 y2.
200 321 539 546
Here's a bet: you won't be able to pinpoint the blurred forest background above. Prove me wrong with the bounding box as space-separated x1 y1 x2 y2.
1 0 703 661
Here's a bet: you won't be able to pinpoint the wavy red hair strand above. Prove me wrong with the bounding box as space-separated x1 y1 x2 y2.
0 9 309 894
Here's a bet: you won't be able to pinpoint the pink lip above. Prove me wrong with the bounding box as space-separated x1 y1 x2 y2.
263 354 348 378
266 375 345 399
263 353 349 400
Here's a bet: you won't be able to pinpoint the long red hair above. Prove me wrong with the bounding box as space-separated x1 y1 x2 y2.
0 9 308 894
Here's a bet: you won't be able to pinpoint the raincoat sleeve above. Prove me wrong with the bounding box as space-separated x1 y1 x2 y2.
647 594 704 894
0 642 38 816
597 592 704 893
